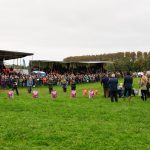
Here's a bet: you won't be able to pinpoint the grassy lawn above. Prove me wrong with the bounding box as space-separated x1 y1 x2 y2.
0 78 150 150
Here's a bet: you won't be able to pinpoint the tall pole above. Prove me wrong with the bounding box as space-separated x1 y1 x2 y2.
3 58 5 66
17 58 18 69
20 58 21 66
13 59 15 69
39 61 40 71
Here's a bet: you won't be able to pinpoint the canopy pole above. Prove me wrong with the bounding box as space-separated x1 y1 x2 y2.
13 59 15 69
30 56 33 72
17 58 18 69
20 58 21 66
39 61 40 71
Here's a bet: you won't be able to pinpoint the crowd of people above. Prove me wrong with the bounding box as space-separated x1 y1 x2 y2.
0 70 150 102
0 72 100 87
0 71 101 96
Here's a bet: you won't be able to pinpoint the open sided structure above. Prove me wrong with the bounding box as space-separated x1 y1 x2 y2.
29 60 113 73
0 50 33 73
0 50 33 61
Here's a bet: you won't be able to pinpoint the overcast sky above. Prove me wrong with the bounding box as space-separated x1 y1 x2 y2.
0 0 150 64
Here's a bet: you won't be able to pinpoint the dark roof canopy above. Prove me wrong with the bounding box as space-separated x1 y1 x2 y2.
0 50 33 61
30 60 113 64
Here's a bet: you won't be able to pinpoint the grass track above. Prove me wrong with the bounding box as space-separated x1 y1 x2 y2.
0 78 150 150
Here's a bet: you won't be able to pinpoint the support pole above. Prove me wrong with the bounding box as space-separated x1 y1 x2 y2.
17 58 18 69
39 61 40 71
20 58 21 66
13 59 15 69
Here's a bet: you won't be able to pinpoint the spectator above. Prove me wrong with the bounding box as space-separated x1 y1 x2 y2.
123 72 133 101
61 76 67 92
12 76 19 96
108 74 118 102
27 76 33 94
147 78 150 98
101 74 109 98
140 74 148 101
70 77 76 91
47 76 54 94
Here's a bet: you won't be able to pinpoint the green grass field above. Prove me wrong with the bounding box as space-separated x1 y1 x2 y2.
0 78 150 150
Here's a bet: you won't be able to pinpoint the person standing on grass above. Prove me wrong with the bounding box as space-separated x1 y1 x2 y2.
140 74 148 101
108 73 118 102
47 75 54 94
147 77 150 98
101 73 109 98
70 77 76 91
61 76 67 92
27 76 33 94
123 72 133 101
12 76 19 96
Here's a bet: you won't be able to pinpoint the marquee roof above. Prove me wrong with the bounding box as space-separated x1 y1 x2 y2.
30 60 113 64
0 50 33 61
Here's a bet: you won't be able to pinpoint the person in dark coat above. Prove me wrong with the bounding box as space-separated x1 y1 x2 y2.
61 76 67 92
12 76 19 96
101 74 109 98
123 72 133 101
47 76 54 94
70 78 76 91
108 73 118 102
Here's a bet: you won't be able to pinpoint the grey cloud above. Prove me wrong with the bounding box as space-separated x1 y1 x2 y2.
0 0 150 64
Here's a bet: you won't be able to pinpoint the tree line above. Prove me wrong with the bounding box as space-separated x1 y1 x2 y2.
63 51 150 72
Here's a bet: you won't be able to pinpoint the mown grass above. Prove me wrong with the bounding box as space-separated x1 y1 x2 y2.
0 78 150 150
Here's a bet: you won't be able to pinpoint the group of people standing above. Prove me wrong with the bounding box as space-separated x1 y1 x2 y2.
47 75 76 94
101 72 150 102
5 74 77 97
1 71 150 102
